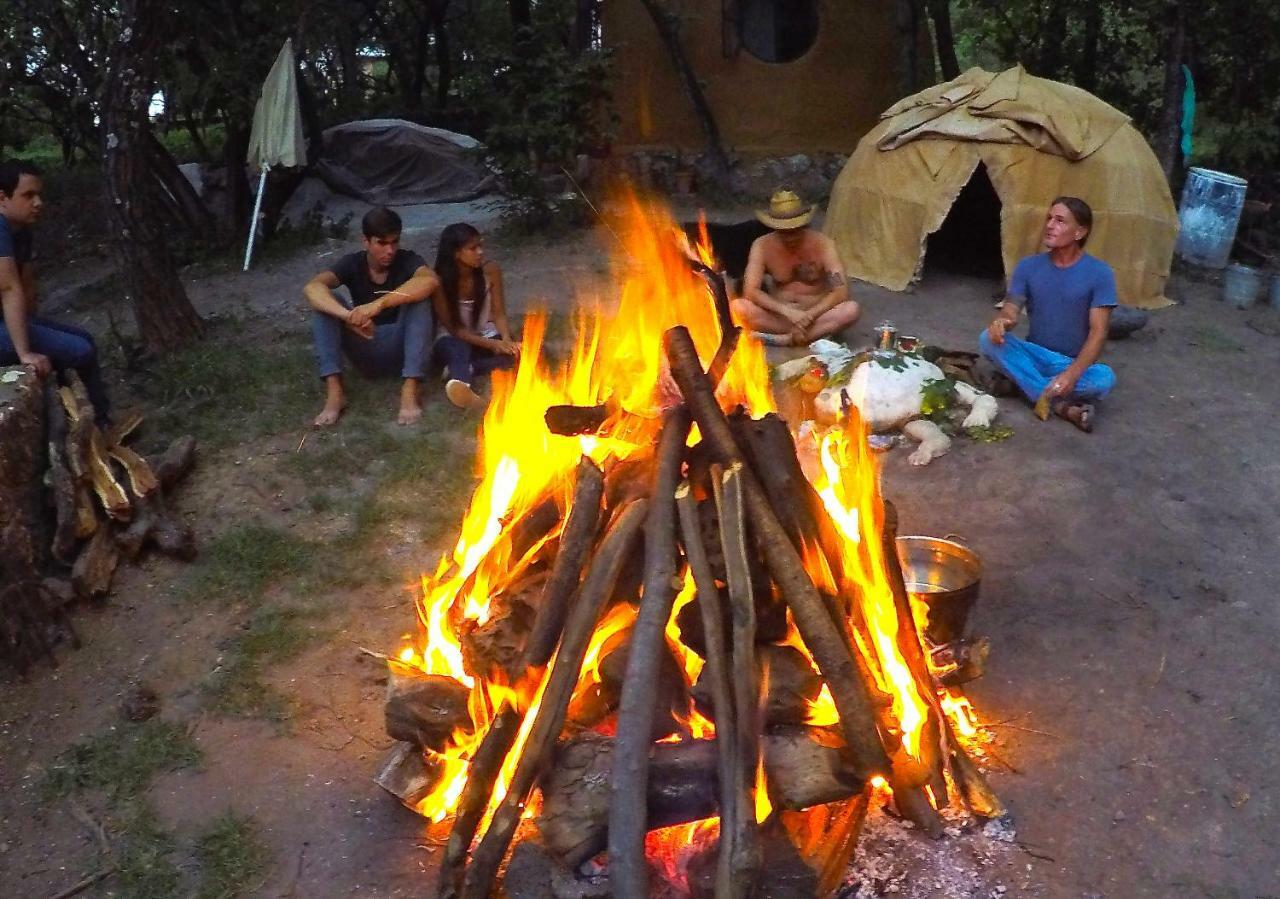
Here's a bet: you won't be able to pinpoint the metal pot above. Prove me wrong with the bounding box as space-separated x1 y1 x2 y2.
895 535 982 645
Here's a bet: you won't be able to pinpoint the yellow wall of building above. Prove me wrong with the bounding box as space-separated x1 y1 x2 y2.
605 1 903 155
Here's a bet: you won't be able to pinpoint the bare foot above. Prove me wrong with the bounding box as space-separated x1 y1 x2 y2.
398 400 423 426
313 402 345 427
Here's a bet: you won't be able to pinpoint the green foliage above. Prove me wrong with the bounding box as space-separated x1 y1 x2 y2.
194 813 271 899
125 317 316 450
919 376 958 422
42 720 202 800
112 802 183 899
964 423 1015 442
188 522 321 604
204 607 320 720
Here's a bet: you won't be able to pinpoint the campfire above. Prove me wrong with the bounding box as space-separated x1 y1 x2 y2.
375 195 1002 897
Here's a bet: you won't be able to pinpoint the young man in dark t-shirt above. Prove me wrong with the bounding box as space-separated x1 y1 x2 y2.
303 206 439 426
0 160 111 422
979 196 1117 433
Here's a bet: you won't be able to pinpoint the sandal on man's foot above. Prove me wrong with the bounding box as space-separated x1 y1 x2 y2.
1055 401 1095 433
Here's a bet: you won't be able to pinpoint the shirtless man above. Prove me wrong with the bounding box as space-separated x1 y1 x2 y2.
732 189 861 346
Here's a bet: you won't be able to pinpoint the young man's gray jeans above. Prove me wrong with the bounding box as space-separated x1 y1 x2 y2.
311 298 433 380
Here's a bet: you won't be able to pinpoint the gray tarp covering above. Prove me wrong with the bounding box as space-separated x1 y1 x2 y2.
313 119 494 206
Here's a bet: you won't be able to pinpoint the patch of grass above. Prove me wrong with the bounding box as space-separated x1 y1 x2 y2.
204 607 322 720
126 316 316 450
187 522 322 604
112 801 183 899
194 813 270 899
42 720 201 800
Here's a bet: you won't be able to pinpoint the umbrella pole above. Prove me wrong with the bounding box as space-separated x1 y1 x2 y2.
242 165 269 272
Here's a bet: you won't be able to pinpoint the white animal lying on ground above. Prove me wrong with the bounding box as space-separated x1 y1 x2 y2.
779 350 999 466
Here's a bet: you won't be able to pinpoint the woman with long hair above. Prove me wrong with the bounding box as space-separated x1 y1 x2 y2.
431 223 520 408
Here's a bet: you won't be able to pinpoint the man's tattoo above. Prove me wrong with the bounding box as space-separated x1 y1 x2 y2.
825 270 846 290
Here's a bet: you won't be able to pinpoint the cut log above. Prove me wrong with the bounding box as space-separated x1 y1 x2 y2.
107 444 160 498
64 374 131 522
713 463 763 894
609 407 691 899
537 729 865 867
114 436 198 561
932 636 991 687
374 741 441 809
591 625 686 740
663 326 889 781
522 458 605 669
544 403 609 436
71 526 120 601
692 644 820 728
676 480 739 897
946 718 1004 819
461 499 649 899
44 380 79 563
384 667 472 750
103 407 144 447
459 592 536 683
438 704 523 899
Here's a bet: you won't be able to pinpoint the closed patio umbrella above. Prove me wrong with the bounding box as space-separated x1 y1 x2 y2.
243 38 307 270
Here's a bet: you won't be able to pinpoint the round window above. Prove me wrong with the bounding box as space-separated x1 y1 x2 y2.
739 0 820 64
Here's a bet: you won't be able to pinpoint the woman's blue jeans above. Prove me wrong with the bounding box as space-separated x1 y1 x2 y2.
978 330 1116 403
433 335 515 384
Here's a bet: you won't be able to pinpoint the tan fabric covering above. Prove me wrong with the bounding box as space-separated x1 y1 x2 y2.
247 39 307 172
825 66 1179 309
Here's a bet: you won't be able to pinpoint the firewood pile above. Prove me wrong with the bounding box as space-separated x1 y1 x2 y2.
374 322 1001 898
0 366 197 674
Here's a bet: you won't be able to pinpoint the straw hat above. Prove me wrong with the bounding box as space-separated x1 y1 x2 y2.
755 189 815 230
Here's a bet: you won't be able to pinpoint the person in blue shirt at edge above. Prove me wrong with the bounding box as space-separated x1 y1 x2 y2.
304 206 439 427
979 196 1117 433
0 160 112 424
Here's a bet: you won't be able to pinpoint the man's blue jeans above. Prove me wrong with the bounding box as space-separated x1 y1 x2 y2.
311 299 432 381
0 316 111 421
978 331 1116 403
433 335 515 384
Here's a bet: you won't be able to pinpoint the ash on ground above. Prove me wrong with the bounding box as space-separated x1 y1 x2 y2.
840 802 1042 898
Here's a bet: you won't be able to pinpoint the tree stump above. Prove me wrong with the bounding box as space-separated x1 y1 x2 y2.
0 366 48 580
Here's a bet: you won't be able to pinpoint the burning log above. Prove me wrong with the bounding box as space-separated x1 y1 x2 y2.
537 729 865 867
460 592 536 682
676 478 741 895
384 666 472 750
375 741 441 808
713 462 763 894
946 720 1005 820
544 402 611 436
609 407 691 898
932 636 990 687
692 644 820 728
438 704 523 899
663 325 889 781
461 499 650 899
590 624 686 738
881 501 947 836
522 459 605 669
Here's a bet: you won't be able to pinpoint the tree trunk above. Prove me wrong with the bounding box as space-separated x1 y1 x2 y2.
144 131 218 237
507 0 532 31
573 0 598 53
429 0 453 110
1037 7 1069 78
638 0 731 177
101 0 204 354
926 0 960 81
1156 0 1188 180
1077 3 1102 92
895 0 929 94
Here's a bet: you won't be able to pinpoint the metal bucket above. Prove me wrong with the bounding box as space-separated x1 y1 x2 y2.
896 535 982 645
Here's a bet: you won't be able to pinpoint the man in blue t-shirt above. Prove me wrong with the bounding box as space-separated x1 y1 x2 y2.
0 160 111 422
979 196 1117 432
303 206 439 426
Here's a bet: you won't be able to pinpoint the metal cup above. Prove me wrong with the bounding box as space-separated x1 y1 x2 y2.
897 334 919 352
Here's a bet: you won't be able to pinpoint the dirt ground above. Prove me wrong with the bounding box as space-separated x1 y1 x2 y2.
2 211 1278 899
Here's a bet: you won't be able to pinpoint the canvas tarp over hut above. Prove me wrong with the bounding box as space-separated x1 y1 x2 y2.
825 66 1179 309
